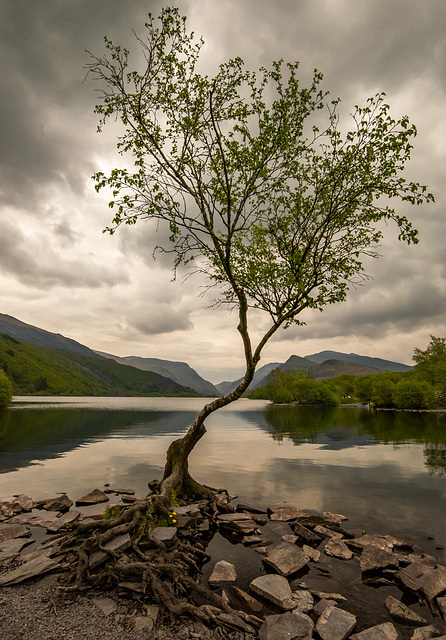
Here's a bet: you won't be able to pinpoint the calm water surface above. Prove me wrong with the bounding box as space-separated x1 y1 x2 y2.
1 397 445 562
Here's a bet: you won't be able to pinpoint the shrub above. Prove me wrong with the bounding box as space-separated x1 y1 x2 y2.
0 370 12 406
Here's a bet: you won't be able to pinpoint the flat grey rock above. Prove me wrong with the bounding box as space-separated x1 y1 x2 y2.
293 522 322 542
89 532 131 569
324 539 353 560
384 595 427 625
315 525 344 539
349 533 412 552
0 537 33 563
0 553 61 585
151 526 177 542
209 560 237 586
250 574 293 609
0 523 31 542
217 512 253 521
351 622 399 640
316 605 357 640
314 599 338 616
360 545 399 572
92 597 117 616
75 489 109 506
302 544 321 561
46 509 81 532
40 494 73 512
259 611 314 640
8 511 60 529
269 506 306 521
264 542 309 576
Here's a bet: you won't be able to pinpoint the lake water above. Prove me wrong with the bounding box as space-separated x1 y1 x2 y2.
1 397 445 564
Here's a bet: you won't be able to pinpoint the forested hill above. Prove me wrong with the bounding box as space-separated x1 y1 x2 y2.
0 334 198 397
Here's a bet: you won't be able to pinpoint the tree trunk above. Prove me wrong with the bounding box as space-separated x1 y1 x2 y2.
160 377 254 500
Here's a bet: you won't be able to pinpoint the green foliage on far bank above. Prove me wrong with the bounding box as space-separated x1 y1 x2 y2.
0 368 13 405
0 333 197 397
248 368 340 406
250 336 446 411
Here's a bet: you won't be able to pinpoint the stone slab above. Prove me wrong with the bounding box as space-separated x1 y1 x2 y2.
0 523 31 542
384 595 428 625
268 506 307 522
399 561 446 602
360 545 399 572
316 605 357 640
259 611 314 640
75 489 109 506
209 560 237 586
324 539 353 560
264 542 309 576
0 538 34 563
250 574 293 609
0 554 61 585
351 622 399 640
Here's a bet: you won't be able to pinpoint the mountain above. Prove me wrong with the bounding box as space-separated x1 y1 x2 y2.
305 350 413 372
96 352 219 396
0 333 197 397
0 313 99 357
215 361 282 395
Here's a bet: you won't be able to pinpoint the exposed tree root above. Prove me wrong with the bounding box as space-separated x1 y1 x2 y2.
51 480 259 634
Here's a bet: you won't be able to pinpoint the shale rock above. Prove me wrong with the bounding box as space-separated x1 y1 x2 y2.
360 545 399 572
324 538 353 560
209 560 237 586
384 595 428 625
263 542 310 576
315 605 357 640
250 574 293 609
259 611 314 640
351 622 399 640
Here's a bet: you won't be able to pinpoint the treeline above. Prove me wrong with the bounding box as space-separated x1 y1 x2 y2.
248 336 446 410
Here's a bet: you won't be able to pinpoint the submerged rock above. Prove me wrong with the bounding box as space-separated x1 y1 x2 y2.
75 489 109 506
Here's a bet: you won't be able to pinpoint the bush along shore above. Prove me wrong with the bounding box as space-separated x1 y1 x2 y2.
0 484 445 640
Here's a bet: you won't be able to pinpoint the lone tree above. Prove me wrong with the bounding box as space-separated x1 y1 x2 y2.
87 7 433 500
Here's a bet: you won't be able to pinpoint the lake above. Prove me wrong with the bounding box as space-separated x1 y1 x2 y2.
1 397 445 564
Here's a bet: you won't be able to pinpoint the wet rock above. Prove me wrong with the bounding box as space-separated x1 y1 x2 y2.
384 595 428 625
282 534 298 544
209 560 237 586
39 494 73 512
411 625 443 640
46 509 81 533
75 489 109 506
0 537 33 563
310 590 347 602
92 597 117 616
236 503 267 514
323 512 348 525
324 538 353 560
243 536 272 548
315 605 357 640
8 511 60 529
268 506 306 522
351 622 399 640
250 574 293 609
217 512 259 534
216 612 255 633
293 521 323 543
218 512 253 522
0 553 62 585
314 599 338 616
259 611 314 640
264 542 310 577
104 488 135 495
302 544 321 561
360 545 399 572
0 523 31 542
399 561 446 602
315 525 344 539
290 589 314 614
348 533 412 553
10 495 33 513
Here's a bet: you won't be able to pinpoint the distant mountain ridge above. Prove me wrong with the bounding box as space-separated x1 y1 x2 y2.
96 352 219 396
305 350 413 373
0 313 98 357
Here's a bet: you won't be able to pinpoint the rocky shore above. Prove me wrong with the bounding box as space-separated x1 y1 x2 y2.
0 487 445 639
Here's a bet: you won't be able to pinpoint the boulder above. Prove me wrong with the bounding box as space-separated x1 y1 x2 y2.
264 542 310 576
75 489 109 506
209 560 237 587
350 622 399 640
249 574 293 609
384 595 428 626
324 539 353 560
360 545 399 572
316 606 357 640
259 611 314 640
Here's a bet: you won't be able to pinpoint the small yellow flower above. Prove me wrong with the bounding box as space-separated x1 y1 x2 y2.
172 519 177 523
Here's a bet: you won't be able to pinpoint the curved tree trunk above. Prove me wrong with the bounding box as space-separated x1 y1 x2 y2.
160 372 255 500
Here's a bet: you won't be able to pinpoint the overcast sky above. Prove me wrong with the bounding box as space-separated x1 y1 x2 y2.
1 0 445 383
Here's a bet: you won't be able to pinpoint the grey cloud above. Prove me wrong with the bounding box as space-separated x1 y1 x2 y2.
126 305 194 336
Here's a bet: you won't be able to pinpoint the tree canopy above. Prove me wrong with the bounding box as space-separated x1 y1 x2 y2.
87 7 433 497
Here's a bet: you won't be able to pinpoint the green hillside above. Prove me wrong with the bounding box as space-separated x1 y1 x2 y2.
0 333 197 397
